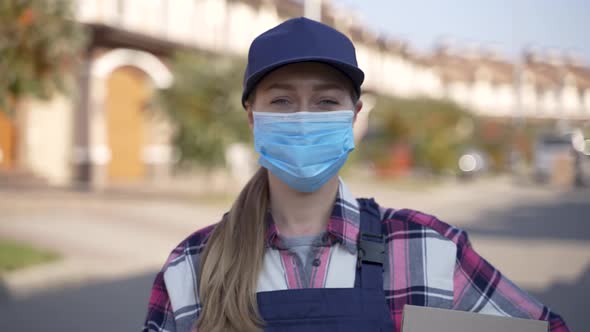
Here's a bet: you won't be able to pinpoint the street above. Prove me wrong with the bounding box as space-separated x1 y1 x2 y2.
0 176 588 331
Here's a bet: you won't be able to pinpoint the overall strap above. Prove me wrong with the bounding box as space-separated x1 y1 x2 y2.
354 198 385 290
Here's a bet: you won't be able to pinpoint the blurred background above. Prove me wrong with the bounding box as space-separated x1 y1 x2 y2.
0 0 588 331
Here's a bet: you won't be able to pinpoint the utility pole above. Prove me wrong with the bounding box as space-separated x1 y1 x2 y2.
304 0 322 21
510 53 524 178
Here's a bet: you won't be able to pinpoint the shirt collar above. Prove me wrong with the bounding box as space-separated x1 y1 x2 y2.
264 177 360 254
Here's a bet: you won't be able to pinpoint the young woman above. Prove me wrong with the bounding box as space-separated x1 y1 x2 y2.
143 17 569 332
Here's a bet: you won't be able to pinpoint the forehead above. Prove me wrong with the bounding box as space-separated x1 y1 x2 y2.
256 62 353 90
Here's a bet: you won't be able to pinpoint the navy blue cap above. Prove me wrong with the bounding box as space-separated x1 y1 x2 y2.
242 17 365 107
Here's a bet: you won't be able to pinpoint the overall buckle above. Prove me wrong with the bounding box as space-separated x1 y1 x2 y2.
357 232 385 268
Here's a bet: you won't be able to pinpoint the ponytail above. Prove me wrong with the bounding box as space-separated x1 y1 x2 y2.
197 167 269 332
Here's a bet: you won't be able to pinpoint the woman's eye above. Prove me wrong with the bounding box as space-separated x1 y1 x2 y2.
319 99 339 105
271 98 291 105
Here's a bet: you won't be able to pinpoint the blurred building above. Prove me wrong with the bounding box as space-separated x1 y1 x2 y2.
1 0 589 188
423 44 590 120
424 45 516 117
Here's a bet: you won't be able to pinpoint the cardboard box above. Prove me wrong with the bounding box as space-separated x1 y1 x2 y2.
402 305 548 332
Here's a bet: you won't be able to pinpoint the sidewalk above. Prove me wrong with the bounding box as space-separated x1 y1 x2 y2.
0 187 227 299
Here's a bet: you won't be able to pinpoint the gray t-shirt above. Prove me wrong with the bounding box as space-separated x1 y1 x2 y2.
280 233 325 286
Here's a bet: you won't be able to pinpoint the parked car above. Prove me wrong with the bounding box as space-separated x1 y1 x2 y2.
533 133 588 186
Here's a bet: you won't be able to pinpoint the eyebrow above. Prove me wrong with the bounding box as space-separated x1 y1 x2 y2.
312 83 348 92
265 83 295 91
265 82 348 92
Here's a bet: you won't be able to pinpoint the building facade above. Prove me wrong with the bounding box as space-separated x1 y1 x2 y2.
2 0 589 187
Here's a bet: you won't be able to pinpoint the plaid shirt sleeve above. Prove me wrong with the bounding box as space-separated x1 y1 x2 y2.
142 224 216 332
142 239 187 332
143 269 177 332
452 230 570 332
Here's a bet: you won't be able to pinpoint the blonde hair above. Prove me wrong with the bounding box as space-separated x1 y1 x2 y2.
197 167 269 332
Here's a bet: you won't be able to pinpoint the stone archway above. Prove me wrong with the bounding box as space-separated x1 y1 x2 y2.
88 48 173 185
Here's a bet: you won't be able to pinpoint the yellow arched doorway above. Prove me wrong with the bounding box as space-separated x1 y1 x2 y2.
0 110 16 169
105 67 151 182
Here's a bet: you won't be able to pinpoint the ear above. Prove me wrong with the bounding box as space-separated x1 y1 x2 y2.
353 99 363 124
245 103 254 131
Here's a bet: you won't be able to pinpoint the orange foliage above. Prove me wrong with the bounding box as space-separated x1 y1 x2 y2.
18 8 34 27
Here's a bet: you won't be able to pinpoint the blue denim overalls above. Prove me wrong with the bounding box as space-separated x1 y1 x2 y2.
257 198 395 331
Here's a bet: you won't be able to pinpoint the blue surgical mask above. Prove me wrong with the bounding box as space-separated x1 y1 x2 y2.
253 110 355 192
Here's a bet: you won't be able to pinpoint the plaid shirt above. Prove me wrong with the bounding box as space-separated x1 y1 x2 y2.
143 179 569 332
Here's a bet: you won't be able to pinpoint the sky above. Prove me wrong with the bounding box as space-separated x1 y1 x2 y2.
334 0 590 63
